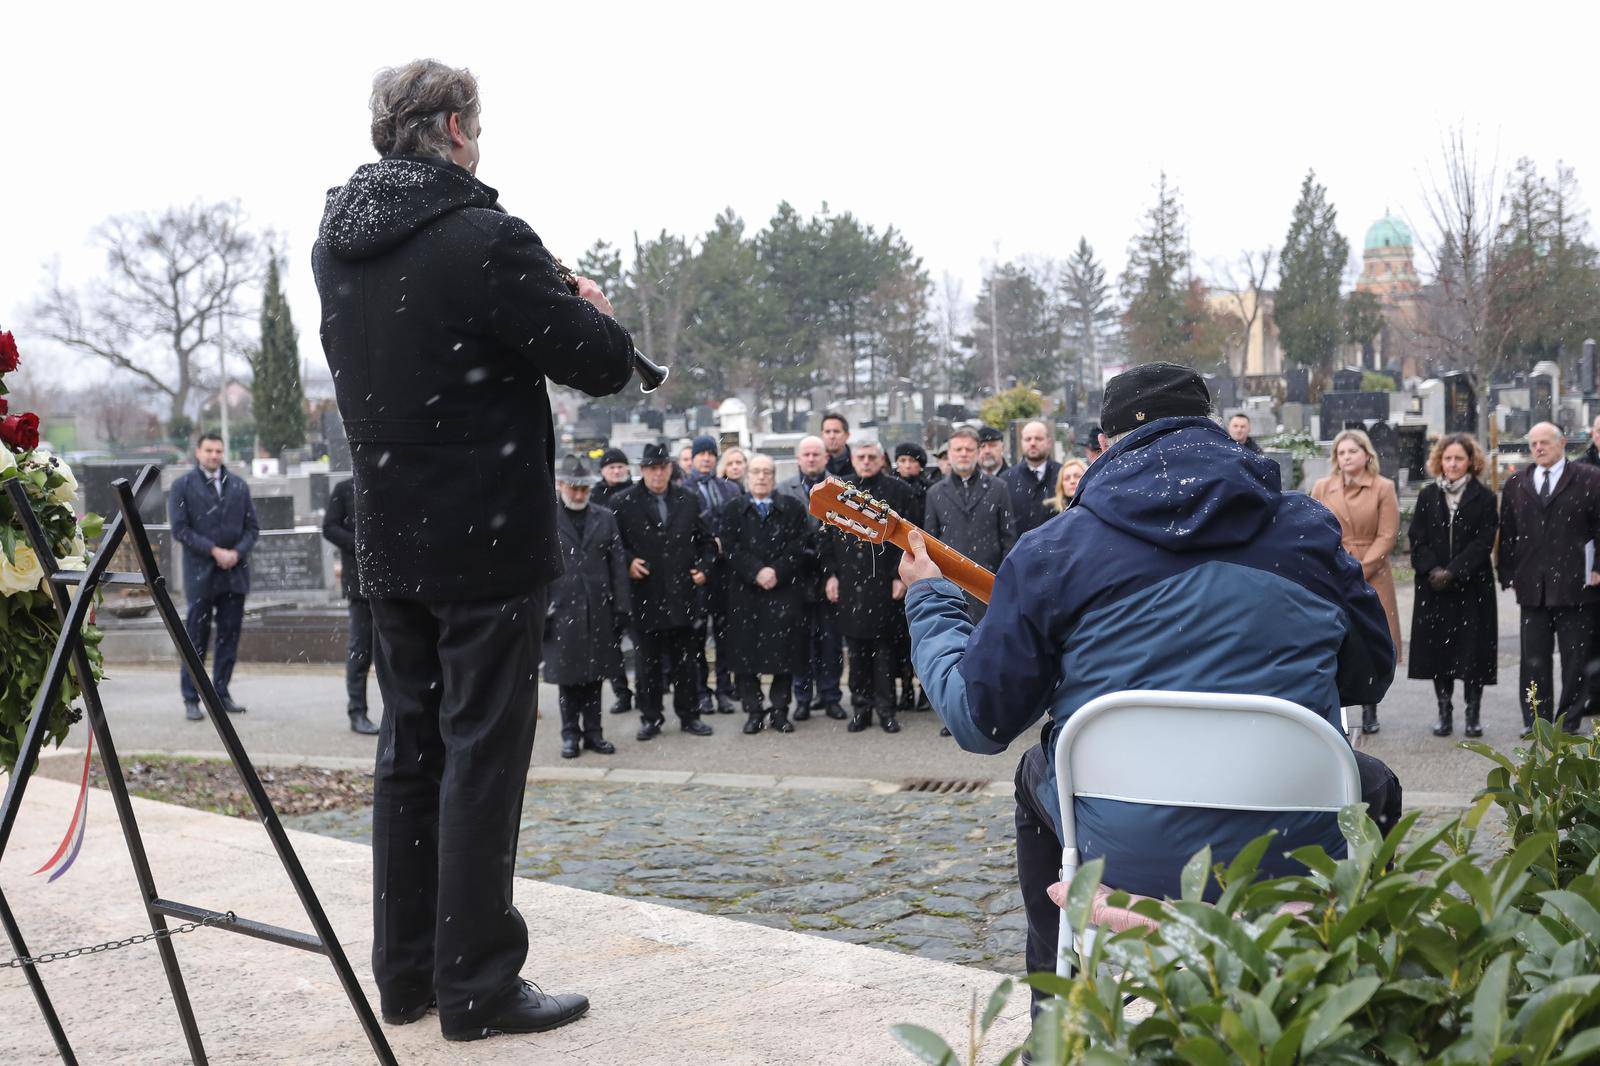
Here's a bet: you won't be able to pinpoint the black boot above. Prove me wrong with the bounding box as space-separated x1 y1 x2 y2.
769 707 794 734
742 711 765 734
1464 683 1483 738
560 737 580 759
349 710 380 735
583 735 616 754
847 709 871 732
1361 704 1379 734
1431 678 1453 737
880 712 901 734
793 700 811 722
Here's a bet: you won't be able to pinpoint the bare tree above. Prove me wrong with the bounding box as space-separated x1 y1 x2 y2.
32 201 269 432
84 379 164 449
1211 247 1276 381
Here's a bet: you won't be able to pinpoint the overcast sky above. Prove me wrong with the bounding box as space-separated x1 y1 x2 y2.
6 1 1596 388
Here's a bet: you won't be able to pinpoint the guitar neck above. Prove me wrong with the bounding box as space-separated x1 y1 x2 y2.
885 519 996 604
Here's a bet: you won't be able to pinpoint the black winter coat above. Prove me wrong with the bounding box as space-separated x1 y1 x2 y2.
895 471 930 526
543 504 632 685
312 155 633 602
591 478 634 510
321 476 361 598
821 472 915 639
1497 462 1600 608
1001 460 1061 536
1407 480 1498 684
168 464 259 599
924 472 1017 571
720 494 809 674
776 472 827 604
612 483 716 632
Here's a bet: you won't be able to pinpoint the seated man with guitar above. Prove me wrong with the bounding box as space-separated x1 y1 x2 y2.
892 363 1404 1008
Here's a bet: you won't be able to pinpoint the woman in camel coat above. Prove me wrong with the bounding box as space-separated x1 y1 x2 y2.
1310 428 1401 735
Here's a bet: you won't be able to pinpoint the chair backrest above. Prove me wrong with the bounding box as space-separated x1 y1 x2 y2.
1053 689 1361 854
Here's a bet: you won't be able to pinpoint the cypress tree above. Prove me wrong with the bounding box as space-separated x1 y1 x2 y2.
252 257 306 457
1276 171 1351 372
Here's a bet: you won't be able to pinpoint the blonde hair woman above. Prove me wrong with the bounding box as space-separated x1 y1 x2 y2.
717 446 748 487
1047 458 1088 513
1310 428 1401 735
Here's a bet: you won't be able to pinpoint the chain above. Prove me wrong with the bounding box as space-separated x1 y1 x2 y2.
3 911 236 969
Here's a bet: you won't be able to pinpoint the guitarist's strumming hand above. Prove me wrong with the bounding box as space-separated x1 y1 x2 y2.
898 528 944 590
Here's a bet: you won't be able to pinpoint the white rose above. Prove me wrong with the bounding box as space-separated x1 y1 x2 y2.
0 543 45 596
0 447 15 475
49 459 78 504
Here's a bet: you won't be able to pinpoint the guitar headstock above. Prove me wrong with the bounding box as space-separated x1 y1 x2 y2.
808 476 896 545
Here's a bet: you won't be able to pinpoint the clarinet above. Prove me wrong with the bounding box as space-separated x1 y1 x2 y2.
554 258 669 393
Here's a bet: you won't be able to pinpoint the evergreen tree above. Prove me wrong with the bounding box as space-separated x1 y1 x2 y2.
968 262 1062 393
1343 289 1386 364
1060 237 1115 403
1121 173 1190 364
682 210 767 404
1276 171 1350 372
251 257 305 457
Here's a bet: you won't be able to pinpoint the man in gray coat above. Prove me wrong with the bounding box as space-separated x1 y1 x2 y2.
924 426 1017 623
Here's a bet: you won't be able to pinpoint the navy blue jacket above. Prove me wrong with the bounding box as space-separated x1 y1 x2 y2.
169 463 260 599
906 417 1394 898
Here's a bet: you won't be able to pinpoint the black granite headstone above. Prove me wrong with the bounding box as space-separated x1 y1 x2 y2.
252 495 295 530
249 531 325 592
1504 410 1532 442
1583 339 1597 395
1531 373 1554 425
1441 373 1477 434
81 463 167 524
1285 368 1309 404
309 472 331 512
1366 421 1400 481
1320 392 1388 430
1333 368 1365 393
1396 425 1429 482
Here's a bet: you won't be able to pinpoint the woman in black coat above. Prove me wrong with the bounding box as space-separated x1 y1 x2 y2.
1407 432 1498 738
720 455 810 734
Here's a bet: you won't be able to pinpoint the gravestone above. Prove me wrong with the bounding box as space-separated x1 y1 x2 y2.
1366 421 1400 481
1530 373 1554 425
1280 402 1309 434
1284 368 1310 404
1333 367 1365 393
1504 410 1532 442
309 471 331 512
1441 373 1477 434
82 463 168 525
1320 391 1388 430
249 530 326 593
252 495 295 530
1396 425 1430 483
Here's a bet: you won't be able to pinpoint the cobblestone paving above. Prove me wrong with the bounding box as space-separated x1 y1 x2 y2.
288 781 1030 973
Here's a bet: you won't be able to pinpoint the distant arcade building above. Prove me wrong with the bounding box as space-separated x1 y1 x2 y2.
1353 213 1424 376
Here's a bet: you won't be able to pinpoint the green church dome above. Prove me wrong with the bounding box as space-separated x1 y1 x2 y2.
1365 214 1412 251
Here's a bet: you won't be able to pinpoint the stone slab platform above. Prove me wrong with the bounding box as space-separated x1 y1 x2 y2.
0 778 1028 1064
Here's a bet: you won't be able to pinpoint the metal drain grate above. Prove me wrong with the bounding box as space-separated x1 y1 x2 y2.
900 778 990 795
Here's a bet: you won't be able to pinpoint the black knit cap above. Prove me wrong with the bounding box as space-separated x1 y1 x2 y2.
1100 362 1212 438
598 446 629 468
893 442 927 466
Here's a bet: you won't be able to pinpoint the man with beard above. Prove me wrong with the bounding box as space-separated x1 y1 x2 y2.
721 454 809 734
312 59 632 1039
821 412 854 477
612 443 718 740
977 425 1009 476
822 441 915 733
1000 420 1061 536
778 435 846 721
545 456 627 759
684 435 741 714
590 446 636 714
924 426 1017 623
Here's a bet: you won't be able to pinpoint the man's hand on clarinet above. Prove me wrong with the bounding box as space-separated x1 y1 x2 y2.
899 528 943 589
573 276 615 317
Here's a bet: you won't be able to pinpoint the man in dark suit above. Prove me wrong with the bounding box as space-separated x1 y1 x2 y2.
613 443 718 740
321 476 379 734
821 412 854 478
683 435 741 714
924 426 1018 623
313 59 633 1039
168 432 259 721
1498 422 1600 733
977 424 1009 476
1000 420 1061 536
777 435 846 721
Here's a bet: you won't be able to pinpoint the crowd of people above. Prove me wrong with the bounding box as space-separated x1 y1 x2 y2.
535 414 1105 755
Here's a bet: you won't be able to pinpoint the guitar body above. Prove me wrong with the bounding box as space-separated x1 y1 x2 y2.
807 477 996 604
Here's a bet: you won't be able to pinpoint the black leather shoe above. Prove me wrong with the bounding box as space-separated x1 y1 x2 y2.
440 981 589 1042
793 703 811 722
220 696 247 714
940 726 952 737
742 713 764 734
560 738 580 759
881 715 901 734
824 703 848 720
847 713 871 733
583 737 616 754
184 701 203 721
636 719 662 742
1360 705 1379 735
716 696 738 715
349 712 379 735
770 709 795 733
382 997 435 1026
681 718 714 736
611 691 632 715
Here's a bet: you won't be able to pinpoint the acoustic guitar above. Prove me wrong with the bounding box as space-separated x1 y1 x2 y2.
807 476 997 604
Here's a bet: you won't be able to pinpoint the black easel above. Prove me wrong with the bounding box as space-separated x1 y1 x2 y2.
0 467 395 1064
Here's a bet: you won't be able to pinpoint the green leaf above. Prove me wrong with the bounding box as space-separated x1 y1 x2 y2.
1300 976 1380 1055
1468 953 1512 1055
1545 1028 1600 1066
889 1024 957 1066
1026 999 1065 1066
1175 1035 1232 1066
1024 972 1078 999
1066 857 1105 946
1181 845 1212 903
1543 890 1600 947
979 978 1012 1036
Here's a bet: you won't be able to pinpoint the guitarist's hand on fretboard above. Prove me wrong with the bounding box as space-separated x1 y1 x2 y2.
898 528 945 590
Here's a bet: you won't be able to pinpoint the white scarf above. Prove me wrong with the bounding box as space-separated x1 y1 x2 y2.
1437 474 1470 513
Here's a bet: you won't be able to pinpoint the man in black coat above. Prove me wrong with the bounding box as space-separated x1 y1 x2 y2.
312 59 633 1040
1227 413 1264 454
168 432 259 721
924 426 1018 623
777 435 846 721
321 476 380 734
613 444 718 739
977 424 1009 476
590 446 635 714
721 454 809 734
683 435 741 714
1000 420 1061 537
545 456 629 759
821 412 854 478
822 441 915 733
1498 422 1600 733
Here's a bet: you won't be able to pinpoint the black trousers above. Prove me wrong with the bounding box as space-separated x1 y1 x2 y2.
846 636 896 716
1012 741 1402 1012
1519 605 1590 727
636 626 701 724
558 682 605 742
346 595 374 714
179 589 244 703
738 673 793 713
368 589 545 1021
793 602 844 708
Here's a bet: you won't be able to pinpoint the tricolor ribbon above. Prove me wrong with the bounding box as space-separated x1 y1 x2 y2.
33 733 93 882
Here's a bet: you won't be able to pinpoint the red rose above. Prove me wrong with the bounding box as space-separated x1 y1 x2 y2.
0 396 7 415
0 412 40 451
0 331 18 373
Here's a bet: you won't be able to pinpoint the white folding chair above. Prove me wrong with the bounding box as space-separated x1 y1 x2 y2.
1053 689 1361 975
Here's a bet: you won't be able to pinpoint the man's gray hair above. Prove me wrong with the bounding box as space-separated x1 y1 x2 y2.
370 59 480 160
